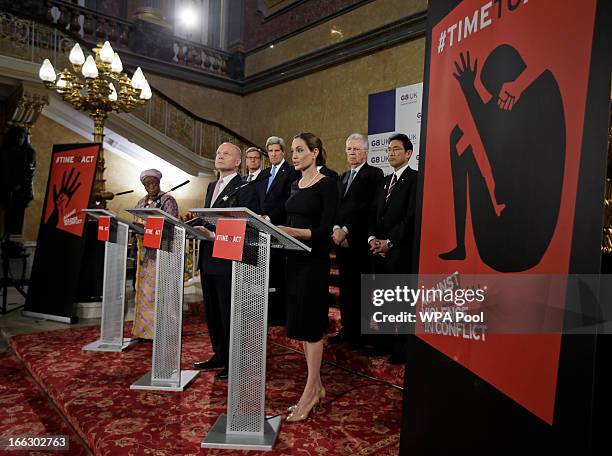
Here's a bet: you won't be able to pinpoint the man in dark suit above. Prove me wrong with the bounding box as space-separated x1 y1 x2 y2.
244 146 263 182
193 142 258 379
257 136 299 325
318 164 339 180
368 133 417 363
257 136 299 225
330 133 384 348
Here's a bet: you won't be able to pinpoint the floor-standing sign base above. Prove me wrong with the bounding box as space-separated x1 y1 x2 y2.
203 415 282 451
83 337 139 352
130 370 200 392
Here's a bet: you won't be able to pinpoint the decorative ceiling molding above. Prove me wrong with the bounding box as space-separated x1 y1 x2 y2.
249 0 375 50
242 11 427 94
256 0 306 19
0 6 427 95
125 9 427 94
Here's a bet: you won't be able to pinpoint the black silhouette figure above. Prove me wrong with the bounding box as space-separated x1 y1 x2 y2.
47 168 81 228
439 45 566 272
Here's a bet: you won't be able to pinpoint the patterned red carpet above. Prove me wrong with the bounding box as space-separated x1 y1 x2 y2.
6 311 404 455
0 352 89 455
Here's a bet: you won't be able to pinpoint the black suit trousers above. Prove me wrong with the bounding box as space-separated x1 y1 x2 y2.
201 273 232 366
267 251 287 326
336 244 369 341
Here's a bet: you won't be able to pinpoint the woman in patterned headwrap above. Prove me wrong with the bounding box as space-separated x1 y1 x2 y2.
132 169 179 339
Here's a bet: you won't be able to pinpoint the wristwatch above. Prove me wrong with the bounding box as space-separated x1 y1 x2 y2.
387 239 393 249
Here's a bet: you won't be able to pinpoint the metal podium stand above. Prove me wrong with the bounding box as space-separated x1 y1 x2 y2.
190 207 310 451
125 208 207 392
82 209 142 352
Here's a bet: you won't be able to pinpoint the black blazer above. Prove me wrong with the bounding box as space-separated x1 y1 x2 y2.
369 167 418 273
336 163 384 249
256 161 299 225
198 174 259 275
319 165 339 180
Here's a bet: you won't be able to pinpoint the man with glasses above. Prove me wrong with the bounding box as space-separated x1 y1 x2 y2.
244 147 263 182
367 133 417 364
329 133 384 348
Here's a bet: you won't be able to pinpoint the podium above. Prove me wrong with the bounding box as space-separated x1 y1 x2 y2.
81 209 141 352
190 207 310 451
125 208 207 391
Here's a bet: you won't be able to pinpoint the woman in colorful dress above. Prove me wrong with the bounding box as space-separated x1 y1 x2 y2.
132 169 179 339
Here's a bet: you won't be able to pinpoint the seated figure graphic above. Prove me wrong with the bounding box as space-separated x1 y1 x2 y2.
439 45 566 272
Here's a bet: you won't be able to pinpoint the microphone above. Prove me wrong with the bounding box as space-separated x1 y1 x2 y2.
240 172 270 189
152 180 190 204
115 189 134 196
221 173 269 202
168 180 190 193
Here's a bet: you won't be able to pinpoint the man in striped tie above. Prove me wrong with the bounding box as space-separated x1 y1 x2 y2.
367 133 418 364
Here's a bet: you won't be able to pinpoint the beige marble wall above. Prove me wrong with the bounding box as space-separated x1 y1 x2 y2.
20 115 211 241
146 73 245 137
242 38 425 173
245 0 427 76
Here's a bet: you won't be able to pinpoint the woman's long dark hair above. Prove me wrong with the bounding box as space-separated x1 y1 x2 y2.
293 132 326 166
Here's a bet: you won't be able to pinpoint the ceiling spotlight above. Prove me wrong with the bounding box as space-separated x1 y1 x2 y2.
269 44 274 49
178 7 198 28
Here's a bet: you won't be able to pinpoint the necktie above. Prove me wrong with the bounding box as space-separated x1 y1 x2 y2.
247 174 254 182
266 165 277 193
344 169 356 195
385 173 397 202
210 178 223 206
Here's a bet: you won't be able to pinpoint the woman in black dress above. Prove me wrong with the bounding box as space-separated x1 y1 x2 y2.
278 132 338 422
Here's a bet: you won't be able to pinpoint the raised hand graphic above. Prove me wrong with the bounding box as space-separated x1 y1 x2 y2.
48 167 81 227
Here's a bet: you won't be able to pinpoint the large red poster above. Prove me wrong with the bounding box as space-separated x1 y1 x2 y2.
25 143 101 320
43 144 100 237
418 0 597 424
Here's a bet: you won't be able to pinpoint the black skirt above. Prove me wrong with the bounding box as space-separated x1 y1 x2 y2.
285 253 330 342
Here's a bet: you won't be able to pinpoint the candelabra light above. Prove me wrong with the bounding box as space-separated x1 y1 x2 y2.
39 41 152 205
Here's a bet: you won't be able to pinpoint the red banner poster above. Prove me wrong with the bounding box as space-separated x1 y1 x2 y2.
143 217 165 249
98 216 110 241
42 144 100 237
25 143 101 321
213 219 247 262
418 0 598 424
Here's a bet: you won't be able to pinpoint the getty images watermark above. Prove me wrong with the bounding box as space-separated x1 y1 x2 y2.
361 273 612 336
